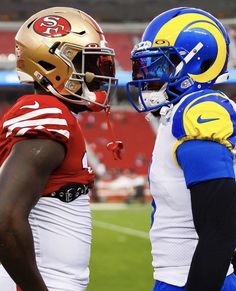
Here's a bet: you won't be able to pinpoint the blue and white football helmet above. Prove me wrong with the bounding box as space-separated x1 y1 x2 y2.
126 7 230 112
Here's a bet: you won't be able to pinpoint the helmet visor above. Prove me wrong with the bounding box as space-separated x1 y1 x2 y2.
83 54 115 79
132 47 182 83
132 55 170 81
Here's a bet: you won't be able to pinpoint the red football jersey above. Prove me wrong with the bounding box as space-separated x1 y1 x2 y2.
0 94 94 195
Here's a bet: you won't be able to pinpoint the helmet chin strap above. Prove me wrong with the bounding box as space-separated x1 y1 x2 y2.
46 84 87 105
46 81 107 110
33 68 105 108
33 70 88 106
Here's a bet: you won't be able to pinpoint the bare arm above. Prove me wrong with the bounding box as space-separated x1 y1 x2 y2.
0 139 65 291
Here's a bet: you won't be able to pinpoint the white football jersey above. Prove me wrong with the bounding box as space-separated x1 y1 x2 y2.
149 90 235 286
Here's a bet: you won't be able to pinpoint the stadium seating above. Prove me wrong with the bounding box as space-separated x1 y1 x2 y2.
1 0 236 21
106 32 141 71
79 110 156 175
0 31 15 54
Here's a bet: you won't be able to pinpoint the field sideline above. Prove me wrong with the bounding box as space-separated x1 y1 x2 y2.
87 203 154 291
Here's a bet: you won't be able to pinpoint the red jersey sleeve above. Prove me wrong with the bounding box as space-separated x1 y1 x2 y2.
1 95 73 146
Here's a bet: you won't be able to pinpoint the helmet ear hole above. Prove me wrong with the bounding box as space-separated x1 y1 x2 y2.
38 60 56 71
200 59 212 73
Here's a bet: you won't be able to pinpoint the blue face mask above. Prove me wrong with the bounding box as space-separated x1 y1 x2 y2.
132 47 177 84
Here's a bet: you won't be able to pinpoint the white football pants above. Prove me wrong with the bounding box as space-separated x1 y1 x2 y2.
0 195 92 291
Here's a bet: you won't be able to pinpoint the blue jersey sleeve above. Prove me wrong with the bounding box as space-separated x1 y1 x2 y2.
176 140 235 187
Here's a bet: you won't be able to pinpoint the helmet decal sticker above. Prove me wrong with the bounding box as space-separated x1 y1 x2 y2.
154 39 170 46
33 15 71 37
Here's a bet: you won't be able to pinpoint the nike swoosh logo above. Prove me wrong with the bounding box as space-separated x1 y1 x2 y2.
197 115 220 123
20 101 40 110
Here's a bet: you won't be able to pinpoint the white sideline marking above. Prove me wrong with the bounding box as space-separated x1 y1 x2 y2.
93 220 149 239
91 203 148 211
91 203 129 211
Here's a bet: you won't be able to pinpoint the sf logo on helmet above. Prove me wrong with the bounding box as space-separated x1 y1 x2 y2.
33 15 71 37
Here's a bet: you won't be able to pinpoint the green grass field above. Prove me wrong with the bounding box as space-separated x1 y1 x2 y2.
87 203 154 291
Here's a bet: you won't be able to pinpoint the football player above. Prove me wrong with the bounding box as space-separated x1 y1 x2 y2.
0 7 117 291
127 7 236 291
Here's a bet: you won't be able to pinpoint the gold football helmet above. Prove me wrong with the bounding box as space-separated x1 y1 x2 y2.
15 7 117 110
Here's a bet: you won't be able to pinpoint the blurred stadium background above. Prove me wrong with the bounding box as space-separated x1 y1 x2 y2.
1 1 236 290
